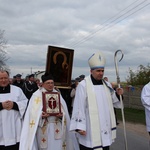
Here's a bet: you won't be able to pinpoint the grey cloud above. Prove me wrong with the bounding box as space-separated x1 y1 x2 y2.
0 0 149 80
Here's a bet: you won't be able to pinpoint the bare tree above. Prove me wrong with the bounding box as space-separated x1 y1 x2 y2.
0 30 9 70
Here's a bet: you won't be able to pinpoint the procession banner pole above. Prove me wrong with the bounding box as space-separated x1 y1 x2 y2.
114 50 128 150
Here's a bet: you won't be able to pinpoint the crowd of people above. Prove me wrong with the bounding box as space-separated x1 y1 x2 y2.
0 50 149 150
0 70 79 150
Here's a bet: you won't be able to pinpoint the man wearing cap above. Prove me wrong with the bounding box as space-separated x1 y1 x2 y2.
70 51 123 150
0 69 28 150
22 74 38 100
19 73 79 150
70 77 80 114
79 74 85 82
13 74 24 89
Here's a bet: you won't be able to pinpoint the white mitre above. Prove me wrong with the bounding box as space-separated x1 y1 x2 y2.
88 51 106 69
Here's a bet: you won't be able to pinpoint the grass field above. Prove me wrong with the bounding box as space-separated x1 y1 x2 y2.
116 107 146 125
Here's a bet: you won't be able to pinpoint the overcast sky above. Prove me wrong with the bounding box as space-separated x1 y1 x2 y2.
0 0 150 82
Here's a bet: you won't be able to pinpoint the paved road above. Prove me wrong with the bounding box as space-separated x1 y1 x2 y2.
110 127 149 150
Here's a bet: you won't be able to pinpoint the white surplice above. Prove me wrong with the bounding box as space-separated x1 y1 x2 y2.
70 78 121 149
141 82 150 131
0 85 28 146
19 88 79 150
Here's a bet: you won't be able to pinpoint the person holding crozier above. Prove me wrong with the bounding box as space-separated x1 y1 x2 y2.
70 51 123 150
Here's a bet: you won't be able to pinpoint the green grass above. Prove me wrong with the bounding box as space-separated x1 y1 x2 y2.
115 107 146 125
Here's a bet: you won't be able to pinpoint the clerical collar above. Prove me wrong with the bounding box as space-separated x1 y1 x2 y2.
0 84 11 93
90 75 103 85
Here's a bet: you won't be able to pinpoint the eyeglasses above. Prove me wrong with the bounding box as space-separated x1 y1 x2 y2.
44 82 54 85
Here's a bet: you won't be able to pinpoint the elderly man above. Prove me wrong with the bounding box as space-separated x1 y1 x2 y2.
70 51 123 150
19 73 79 150
0 69 28 150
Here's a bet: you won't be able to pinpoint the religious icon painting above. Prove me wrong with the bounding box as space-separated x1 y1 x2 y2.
42 92 62 116
45 45 74 88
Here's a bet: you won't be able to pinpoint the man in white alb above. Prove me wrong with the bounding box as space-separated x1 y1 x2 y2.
70 51 123 150
19 73 79 150
141 82 150 136
0 69 28 150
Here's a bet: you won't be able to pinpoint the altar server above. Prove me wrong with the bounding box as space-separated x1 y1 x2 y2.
141 82 150 136
0 69 28 150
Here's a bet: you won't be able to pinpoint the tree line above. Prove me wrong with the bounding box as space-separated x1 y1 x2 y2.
126 64 150 86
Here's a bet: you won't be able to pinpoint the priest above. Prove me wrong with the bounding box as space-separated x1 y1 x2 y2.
0 69 28 150
70 51 123 150
19 73 79 150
